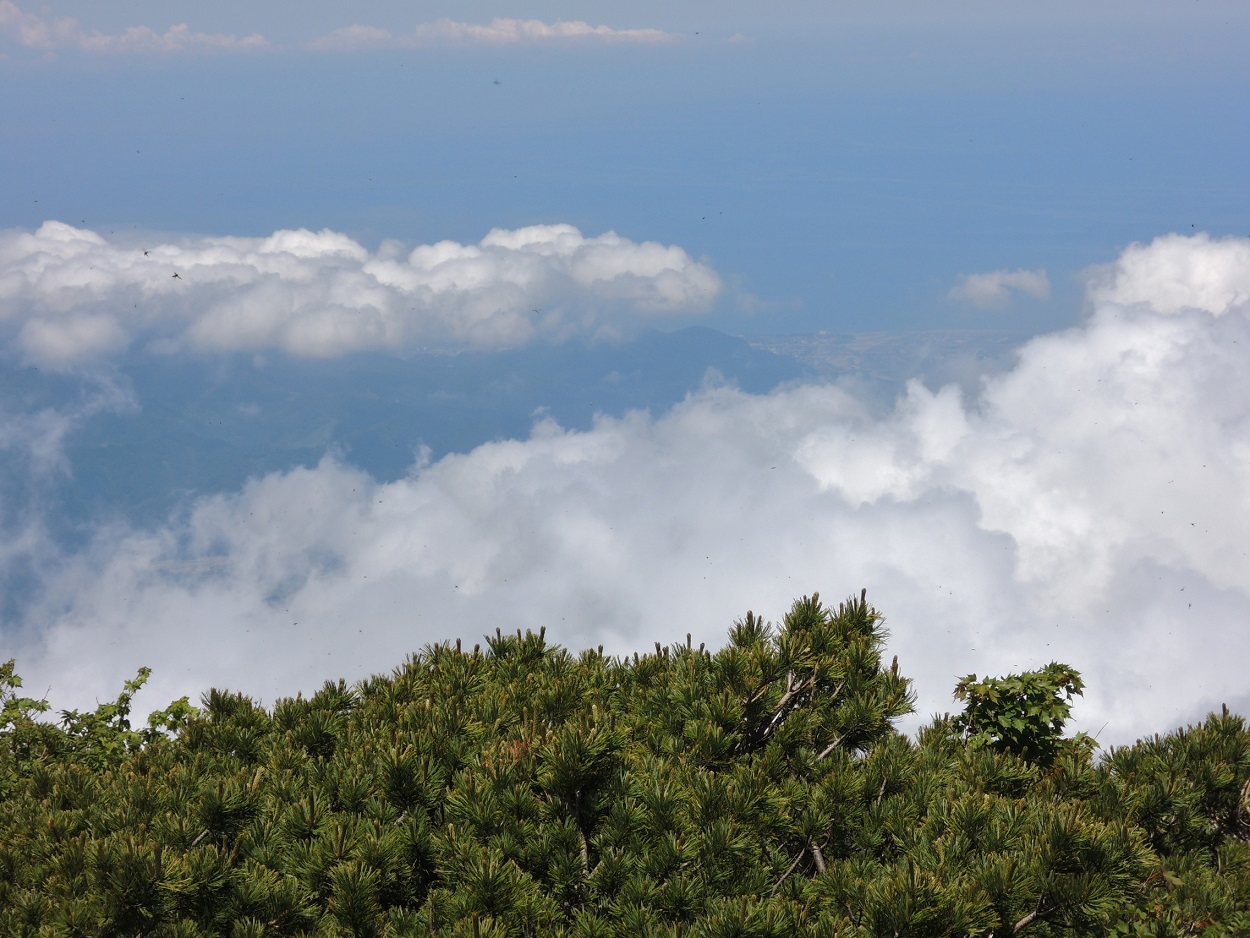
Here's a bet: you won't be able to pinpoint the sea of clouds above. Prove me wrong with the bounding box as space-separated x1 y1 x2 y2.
2 226 1249 747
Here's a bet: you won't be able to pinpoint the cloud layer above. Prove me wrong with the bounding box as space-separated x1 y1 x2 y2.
949 267 1051 309
307 19 675 52
6 232 1249 748
0 3 674 57
0 222 722 365
0 1 267 54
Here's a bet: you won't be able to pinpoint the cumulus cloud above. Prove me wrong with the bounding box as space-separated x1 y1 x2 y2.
6 233 1250 748
949 267 1051 308
0 221 722 366
0 1 267 54
1088 231 1250 316
307 18 675 52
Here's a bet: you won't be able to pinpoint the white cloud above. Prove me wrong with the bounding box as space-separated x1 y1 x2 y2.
307 18 676 52
19 312 129 363
7 233 1250 749
949 267 1051 309
0 3 673 57
0 1 267 54
1088 231 1250 316
0 221 723 366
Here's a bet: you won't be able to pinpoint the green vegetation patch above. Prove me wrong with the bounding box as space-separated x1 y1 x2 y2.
2 591 1248 936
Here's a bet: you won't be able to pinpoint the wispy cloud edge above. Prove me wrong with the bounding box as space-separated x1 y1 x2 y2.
0 3 675 57
0 0 267 55
306 18 677 52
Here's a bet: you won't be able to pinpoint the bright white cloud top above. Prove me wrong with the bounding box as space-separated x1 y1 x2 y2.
6 232 1250 748
948 267 1051 309
0 221 722 363
1089 232 1250 317
307 19 675 52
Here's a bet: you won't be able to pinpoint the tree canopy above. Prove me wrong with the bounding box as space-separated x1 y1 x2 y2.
2 590 1248 936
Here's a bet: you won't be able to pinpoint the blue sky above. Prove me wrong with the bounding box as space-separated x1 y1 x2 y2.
2 1 1250 744
4 1 1247 334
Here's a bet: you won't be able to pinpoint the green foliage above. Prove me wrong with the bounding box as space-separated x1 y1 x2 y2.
1 594 1248 936
1 658 56 797
1097 706 1250 936
953 662 1088 766
1 658 197 801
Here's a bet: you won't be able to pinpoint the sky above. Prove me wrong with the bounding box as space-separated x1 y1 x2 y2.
2 1 1249 746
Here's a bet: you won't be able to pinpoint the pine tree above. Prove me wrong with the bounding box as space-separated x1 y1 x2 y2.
1 594 1248 936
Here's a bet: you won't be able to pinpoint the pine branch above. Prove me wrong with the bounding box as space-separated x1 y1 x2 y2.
769 839 828 895
1235 777 1250 841
809 841 827 874
770 848 808 896
815 733 846 762
757 671 815 742
577 828 591 878
1013 898 1056 934
573 789 591 877
744 676 845 754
